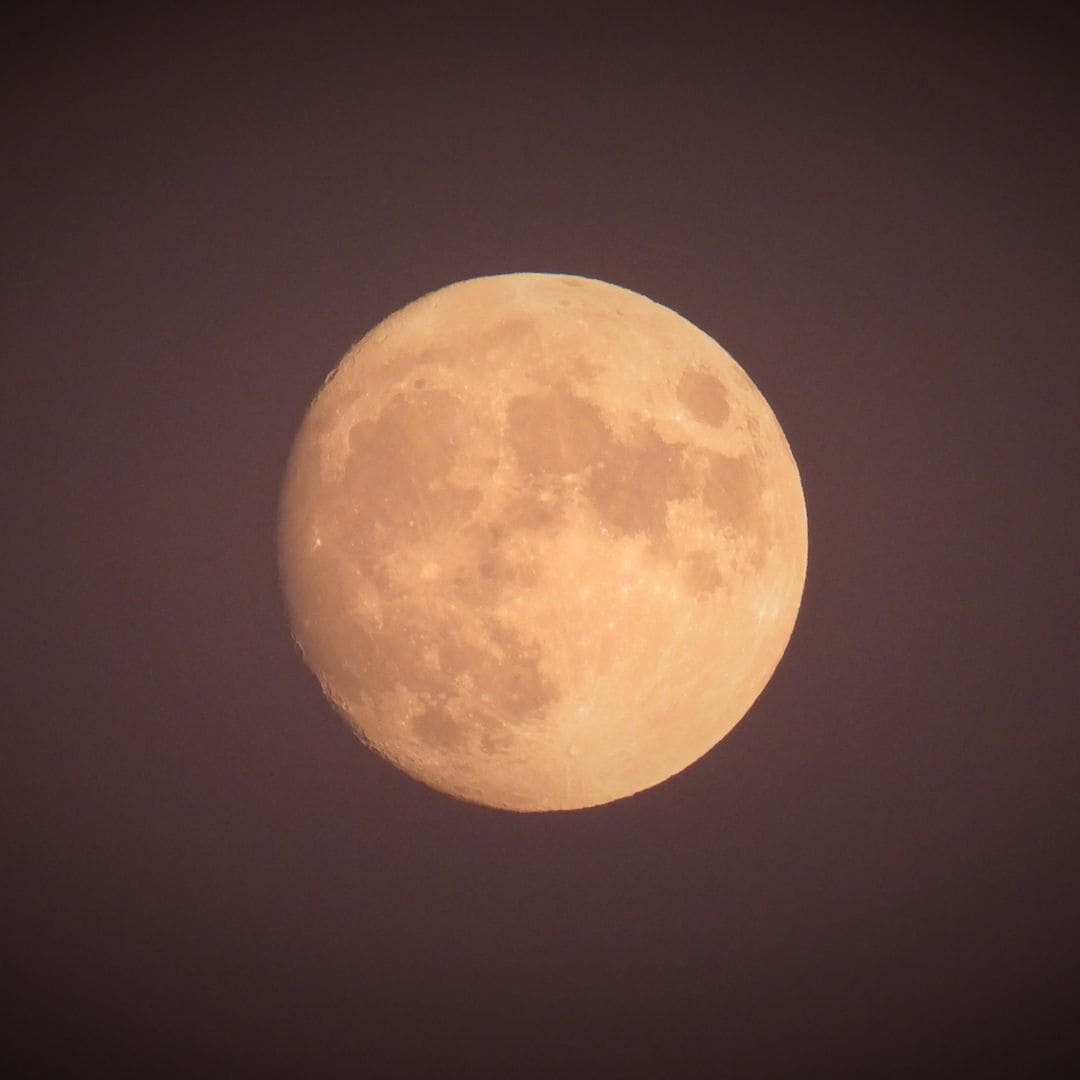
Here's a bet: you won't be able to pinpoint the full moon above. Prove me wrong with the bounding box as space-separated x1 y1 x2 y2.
278 274 807 811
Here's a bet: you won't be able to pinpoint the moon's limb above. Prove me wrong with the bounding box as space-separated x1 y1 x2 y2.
278 273 807 811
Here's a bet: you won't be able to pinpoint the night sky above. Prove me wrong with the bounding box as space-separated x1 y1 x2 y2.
5 8 1078 1077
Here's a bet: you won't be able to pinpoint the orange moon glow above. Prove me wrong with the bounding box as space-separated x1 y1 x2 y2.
278 274 807 811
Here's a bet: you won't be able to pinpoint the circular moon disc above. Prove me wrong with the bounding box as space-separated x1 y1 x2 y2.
278 273 807 811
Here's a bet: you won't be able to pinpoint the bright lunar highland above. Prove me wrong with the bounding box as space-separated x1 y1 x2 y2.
278 274 807 811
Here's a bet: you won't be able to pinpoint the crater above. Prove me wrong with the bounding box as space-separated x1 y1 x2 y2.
478 713 516 754
677 369 730 428
413 707 466 750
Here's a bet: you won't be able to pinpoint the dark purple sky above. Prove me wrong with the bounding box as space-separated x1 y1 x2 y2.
5 8 1078 1078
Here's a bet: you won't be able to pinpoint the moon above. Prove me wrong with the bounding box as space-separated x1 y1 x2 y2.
278 273 807 811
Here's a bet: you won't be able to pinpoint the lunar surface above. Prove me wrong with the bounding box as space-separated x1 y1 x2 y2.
278 273 807 811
